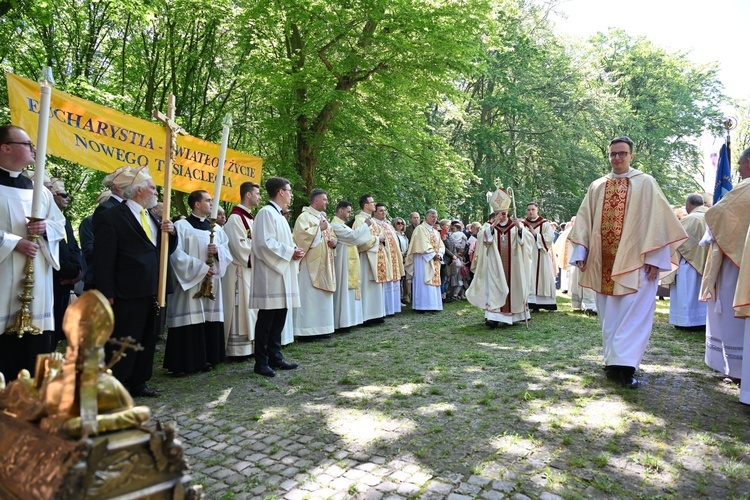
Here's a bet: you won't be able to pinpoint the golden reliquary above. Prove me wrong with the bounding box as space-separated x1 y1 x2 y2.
0 290 202 499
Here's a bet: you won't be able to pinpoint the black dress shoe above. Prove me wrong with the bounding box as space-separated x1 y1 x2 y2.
270 360 298 371
132 387 161 397
621 375 639 389
485 319 499 328
254 366 276 377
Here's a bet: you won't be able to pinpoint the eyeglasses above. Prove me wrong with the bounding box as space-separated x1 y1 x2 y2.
56 193 70 199
609 151 630 159
4 141 35 150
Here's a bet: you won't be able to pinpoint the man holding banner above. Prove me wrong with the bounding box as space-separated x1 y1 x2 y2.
0 125 66 381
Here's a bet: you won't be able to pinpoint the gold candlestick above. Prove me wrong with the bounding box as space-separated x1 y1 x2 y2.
5 217 44 337
193 218 217 300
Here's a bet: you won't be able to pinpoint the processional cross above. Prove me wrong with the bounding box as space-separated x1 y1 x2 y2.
153 95 186 308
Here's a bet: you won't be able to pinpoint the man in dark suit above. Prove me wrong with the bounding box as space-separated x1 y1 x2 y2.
84 167 127 291
94 166 177 397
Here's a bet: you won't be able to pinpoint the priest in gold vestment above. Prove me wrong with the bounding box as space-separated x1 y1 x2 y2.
467 188 533 326
353 194 387 323
701 147 750 391
374 203 404 316
569 137 687 388
293 189 337 337
732 149 750 405
330 201 376 330
662 193 708 329
406 209 445 312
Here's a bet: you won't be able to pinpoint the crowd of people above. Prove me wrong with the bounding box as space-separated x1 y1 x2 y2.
0 125 749 404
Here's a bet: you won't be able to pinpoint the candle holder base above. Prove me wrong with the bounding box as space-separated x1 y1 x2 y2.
192 218 217 301
5 218 44 338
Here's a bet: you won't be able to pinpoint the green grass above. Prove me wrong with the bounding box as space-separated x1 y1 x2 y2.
146 294 750 498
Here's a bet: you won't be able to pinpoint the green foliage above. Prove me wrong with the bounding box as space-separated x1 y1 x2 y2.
0 0 731 228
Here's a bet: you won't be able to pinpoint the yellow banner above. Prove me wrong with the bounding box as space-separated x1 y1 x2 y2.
7 72 262 204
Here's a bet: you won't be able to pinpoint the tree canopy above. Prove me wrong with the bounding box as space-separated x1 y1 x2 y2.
0 0 733 226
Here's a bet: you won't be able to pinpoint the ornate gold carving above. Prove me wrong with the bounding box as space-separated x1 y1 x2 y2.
0 290 150 437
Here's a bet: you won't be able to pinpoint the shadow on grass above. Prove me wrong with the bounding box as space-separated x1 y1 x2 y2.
147 294 750 498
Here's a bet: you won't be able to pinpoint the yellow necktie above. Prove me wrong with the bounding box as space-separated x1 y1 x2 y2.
140 209 154 243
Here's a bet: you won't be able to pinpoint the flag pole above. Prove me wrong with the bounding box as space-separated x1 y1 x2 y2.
723 117 736 166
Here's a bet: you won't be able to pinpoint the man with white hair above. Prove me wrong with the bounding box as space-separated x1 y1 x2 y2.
0 125 66 381
406 209 446 312
94 166 177 397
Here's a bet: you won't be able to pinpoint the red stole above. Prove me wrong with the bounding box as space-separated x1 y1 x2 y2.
600 178 629 295
524 217 549 294
230 205 254 267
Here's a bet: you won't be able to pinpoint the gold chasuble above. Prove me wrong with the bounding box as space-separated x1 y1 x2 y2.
701 178 750 304
331 215 362 298
294 206 336 292
354 212 387 283
661 206 708 286
734 227 750 317
379 221 405 283
405 223 444 286
569 169 687 296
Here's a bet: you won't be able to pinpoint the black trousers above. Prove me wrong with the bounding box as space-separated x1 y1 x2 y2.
254 308 287 368
107 297 158 392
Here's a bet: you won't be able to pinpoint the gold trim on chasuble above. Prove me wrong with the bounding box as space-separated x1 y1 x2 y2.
428 230 441 286
600 178 629 295
374 223 388 283
524 218 548 295
386 230 401 282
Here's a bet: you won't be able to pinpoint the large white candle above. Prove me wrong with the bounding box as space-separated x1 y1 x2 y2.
211 113 232 219
30 67 54 219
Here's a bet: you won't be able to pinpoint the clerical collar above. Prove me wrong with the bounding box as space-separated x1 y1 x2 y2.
0 165 22 178
612 168 631 178
527 216 539 222
190 212 207 222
